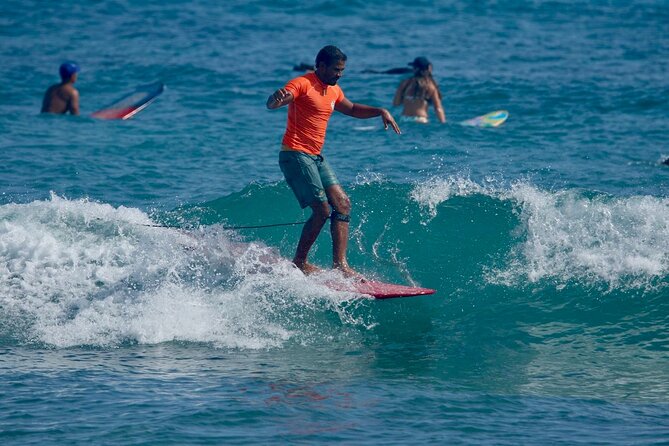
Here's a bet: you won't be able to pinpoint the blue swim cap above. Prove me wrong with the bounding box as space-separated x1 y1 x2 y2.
59 62 80 80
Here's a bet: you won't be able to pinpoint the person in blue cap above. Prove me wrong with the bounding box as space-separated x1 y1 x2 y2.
41 62 80 115
393 57 445 123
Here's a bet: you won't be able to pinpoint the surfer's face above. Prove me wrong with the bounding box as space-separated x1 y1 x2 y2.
318 60 345 86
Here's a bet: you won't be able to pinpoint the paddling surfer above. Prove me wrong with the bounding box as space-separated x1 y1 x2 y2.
41 62 80 115
267 45 401 277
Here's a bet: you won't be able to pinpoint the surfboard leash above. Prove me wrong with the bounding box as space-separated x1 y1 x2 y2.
140 220 308 230
93 217 306 230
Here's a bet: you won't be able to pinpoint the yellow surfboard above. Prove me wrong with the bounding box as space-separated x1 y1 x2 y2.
460 110 509 127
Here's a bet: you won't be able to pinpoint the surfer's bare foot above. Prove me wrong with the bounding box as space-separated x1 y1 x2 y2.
334 264 367 282
293 260 323 275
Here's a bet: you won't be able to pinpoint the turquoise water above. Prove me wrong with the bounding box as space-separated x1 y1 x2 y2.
2 0 669 444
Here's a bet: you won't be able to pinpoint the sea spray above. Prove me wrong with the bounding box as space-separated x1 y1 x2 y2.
491 183 669 292
0 194 375 348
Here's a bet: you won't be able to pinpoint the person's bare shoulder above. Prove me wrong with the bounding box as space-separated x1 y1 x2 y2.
427 82 440 98
398 78 411 88
67 86 80 115
60 83 78 98
394 78 411 95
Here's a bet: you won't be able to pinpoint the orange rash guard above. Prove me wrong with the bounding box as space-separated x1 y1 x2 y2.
281 72 346 156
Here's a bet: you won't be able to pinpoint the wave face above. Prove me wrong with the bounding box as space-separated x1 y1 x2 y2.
2 182 667 399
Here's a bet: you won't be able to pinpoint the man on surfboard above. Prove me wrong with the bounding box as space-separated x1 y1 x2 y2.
41 62 80 115
267 45 401 277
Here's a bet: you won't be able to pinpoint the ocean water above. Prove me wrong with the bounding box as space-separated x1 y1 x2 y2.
1 0 668 444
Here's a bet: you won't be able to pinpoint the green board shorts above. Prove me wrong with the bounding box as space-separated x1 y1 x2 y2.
279 150 340 209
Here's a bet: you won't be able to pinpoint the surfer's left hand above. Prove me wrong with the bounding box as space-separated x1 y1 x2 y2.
381 109 401 134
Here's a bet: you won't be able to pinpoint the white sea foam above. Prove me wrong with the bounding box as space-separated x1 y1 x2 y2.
409 175 490 221
493 183 669 290
354 171 387 186
0 194 371 348
410 175 669 290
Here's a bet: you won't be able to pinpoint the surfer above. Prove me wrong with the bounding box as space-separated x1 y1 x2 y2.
267 45 401 277
293 63 315 72
392 57 446 124
361 67 412 75
41 62 81 115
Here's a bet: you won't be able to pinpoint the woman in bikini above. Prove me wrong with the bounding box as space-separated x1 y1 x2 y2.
393 57 446 124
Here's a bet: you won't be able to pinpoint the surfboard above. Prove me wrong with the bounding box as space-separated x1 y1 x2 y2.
460 110 508 127
91 82 165 120
324 279 436 299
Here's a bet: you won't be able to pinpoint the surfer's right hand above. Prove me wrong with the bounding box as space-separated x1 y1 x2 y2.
271 88 291 106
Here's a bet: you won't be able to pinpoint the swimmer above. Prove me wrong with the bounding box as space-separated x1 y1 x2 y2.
41 62 80 115
293 63 315 72
361 67 413 75
392 57 446 124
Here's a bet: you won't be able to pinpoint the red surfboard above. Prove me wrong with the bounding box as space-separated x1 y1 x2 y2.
325 279 436 299
91 82 165 120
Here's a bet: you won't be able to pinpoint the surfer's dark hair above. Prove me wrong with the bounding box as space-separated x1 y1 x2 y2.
315 45 347 67
402 69 443 102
